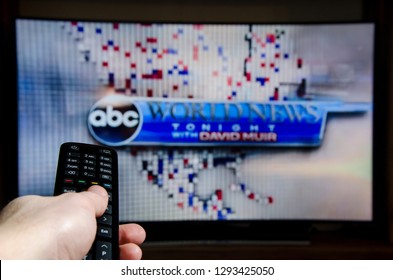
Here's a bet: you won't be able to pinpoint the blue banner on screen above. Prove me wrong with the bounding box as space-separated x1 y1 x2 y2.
88 95 371 147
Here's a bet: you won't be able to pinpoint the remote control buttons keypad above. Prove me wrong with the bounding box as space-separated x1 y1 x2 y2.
58 143 117 260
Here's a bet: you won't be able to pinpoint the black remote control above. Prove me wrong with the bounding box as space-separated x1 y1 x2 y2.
53 142 119 260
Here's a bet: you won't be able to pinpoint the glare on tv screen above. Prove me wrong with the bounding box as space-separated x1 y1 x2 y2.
16 19 374 222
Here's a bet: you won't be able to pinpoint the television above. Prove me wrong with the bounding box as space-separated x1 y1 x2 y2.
15 18 376 241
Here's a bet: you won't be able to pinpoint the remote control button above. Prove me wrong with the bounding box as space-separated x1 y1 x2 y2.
99 174 112 181
107 192 112 202
98 214 112 225
90 181 99 185
69 145 80 151
103 183 112 189
96 241 112 260
67 152 80 158
100 156 112 162
83 154 96 160
63 187 77 193
83 165 96 172
83 159 96 165
65 164 79 170
66 158 79 164
100 149 112 155
64 178 74 184
99 168 112 175
77 179 87 186
99 162 112 168
97 226 112 238
65 170 78 176
83 171 96 178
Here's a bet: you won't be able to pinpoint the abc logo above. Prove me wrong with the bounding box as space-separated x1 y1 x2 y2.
88 95 142 146
89 106 139 128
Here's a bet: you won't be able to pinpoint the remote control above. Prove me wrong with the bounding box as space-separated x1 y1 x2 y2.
53 142 119 260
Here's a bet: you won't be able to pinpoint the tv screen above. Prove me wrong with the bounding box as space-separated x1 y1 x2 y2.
16 19 374 238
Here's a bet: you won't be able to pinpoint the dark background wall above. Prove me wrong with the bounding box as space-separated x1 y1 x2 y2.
17 0 363 22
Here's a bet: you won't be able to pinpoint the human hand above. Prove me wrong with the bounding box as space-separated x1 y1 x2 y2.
0 185 145 260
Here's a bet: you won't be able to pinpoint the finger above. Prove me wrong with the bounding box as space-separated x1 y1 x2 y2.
119 223 146 245
79 185 108 217
119 243 143 260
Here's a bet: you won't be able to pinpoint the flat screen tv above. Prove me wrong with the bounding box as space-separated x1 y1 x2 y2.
15 18 376 241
